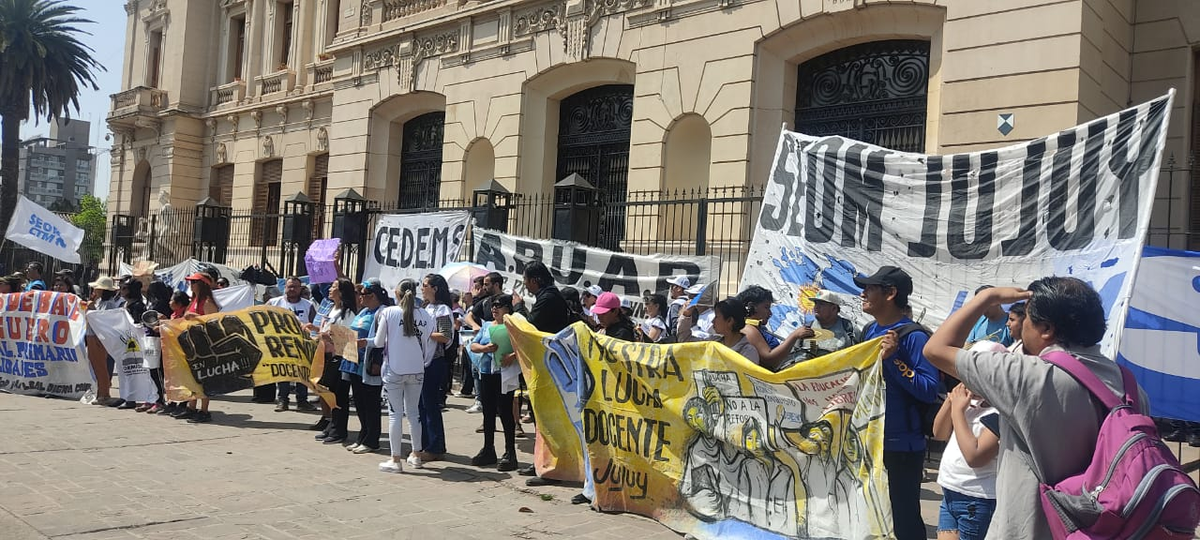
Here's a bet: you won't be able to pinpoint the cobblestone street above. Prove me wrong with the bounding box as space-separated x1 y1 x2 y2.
0 389 949 539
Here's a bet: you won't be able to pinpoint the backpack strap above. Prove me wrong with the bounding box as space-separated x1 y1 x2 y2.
1040 350 1138 412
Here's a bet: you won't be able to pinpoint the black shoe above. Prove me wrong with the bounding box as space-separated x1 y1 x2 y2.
525 476 560 487
471 450 498 467
570 493 591 505
106 398 126 408
296 401 317 412
497 455 518 472
116 400 138 410
321 434 347 444
274 400 289 412
155 403 175 415
1188 432 1200 448
517 465 537 477
309 417 330 431
187 411 212 423
173 408 197 420
315 428 333 440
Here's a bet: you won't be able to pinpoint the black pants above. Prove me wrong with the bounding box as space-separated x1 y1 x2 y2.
460 358 476 395
884 450 928 540
480 373 516 457
351 374 382 449
150 367 165 404
329 375 351 437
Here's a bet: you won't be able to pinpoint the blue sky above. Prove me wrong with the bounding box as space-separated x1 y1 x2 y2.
18 2 126 201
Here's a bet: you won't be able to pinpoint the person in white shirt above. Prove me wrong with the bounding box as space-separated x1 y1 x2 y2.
416 273 455 461
931 341 1002 540
582 285 602 328
665 276 690 333
374 281 437 473
267 277 317 413
638 293 669 343
305 278 358 444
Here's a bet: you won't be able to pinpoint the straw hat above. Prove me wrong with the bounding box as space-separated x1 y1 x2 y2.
89 276 119 291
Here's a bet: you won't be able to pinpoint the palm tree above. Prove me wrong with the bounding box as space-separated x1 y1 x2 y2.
0 0 101 232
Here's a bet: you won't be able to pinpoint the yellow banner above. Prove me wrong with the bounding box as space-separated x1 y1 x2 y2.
507 315 892 539
161 306 333 406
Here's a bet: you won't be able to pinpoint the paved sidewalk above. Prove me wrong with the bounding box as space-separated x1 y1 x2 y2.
0 388 950 539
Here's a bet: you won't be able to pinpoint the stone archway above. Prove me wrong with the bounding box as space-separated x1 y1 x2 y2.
365 91 447 204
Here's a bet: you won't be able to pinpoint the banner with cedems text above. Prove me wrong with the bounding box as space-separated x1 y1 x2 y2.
4 196 85 263
506 315 891 540
741 93 1173 357
160 305 333 405
0 291 91 399
362 211 471 292
474 228 720 304
86 309 158 404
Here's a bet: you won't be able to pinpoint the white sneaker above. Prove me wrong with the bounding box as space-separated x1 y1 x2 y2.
406 454 425 469
353 445 376 455
466 402 482 414
379 460 403 473
346 443 363 452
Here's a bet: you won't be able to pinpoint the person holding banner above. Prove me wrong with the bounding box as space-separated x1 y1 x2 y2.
737 286 815 370
84 276 123 407
416 274 455 461
676 298 760 364
309 278 358 445
174 272 221 423
0 273 23 293
375 281 438 473
270 277 317 414
665 276 690 332
467 294 520 472
858 266 940 540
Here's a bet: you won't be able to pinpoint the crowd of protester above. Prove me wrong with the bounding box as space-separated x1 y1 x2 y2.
5 255 1190 540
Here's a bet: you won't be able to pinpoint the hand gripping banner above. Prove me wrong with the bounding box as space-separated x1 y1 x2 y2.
506 315 892 539
160 305 334 405
742 93 1174 357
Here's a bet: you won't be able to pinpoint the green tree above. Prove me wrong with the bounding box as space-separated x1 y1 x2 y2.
0 0 102 234
71 193 103 263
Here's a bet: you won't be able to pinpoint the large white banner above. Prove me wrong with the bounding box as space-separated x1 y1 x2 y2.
473 228 720 303
4 196 84 263
118 258 245 292
741 93 1173 356
0 291 91 399
86 309 158 404
363 211 470 291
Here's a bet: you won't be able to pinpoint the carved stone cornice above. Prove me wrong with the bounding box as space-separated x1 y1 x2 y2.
363 42 401 71
513 4 564 37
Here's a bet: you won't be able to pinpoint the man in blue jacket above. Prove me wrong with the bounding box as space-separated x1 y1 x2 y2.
855 266 940 540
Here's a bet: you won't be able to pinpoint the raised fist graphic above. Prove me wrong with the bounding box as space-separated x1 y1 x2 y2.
177 315 263 396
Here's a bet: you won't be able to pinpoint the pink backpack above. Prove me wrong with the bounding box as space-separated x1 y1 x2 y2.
1039 351 1200 539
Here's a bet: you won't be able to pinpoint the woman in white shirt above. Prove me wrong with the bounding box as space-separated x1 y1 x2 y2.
416 274 455 461
638 293 669 343
374 281 436 473
306 278 357 444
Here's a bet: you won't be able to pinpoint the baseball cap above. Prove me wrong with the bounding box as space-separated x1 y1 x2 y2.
853 266 913 297
591 292 621 315
585 285 602 298
620 297 632 309
811 290 841 306
667 276 691 289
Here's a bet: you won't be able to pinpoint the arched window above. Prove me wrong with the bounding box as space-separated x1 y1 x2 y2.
556 84 633 250
796 40 930 153
398 111 445 209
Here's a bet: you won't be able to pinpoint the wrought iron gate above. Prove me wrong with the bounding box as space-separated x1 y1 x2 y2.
556 84 634 251
398 111 445 209
796 40 930 153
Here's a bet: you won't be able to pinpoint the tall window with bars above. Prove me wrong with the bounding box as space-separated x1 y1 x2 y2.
253 160 282 246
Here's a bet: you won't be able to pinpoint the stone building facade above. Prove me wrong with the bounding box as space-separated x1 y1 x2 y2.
107 0 1200 254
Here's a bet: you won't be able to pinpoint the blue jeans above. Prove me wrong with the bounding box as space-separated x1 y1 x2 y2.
938 488 996 540
418 356 447 454
277 381 308 403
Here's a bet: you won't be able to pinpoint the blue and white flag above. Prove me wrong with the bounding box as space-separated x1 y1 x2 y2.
4 196 84 263
1117 246 1200 422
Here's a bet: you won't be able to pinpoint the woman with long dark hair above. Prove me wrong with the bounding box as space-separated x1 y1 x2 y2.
174 272 221 423
343 279 390 454
417 273 455 461
310 278 358 444
677 297 760 364
375 280 437 473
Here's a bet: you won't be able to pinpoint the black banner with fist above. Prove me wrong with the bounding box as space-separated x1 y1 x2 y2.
161 306 332 405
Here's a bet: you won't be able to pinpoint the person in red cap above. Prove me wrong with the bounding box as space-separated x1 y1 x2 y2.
172 272 221 423
593 292 638 342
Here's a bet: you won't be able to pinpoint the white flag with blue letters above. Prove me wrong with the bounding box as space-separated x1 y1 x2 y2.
4 196 84 263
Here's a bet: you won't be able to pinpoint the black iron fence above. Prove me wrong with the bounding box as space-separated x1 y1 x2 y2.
98 186 764 301
1148 154 1200 251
